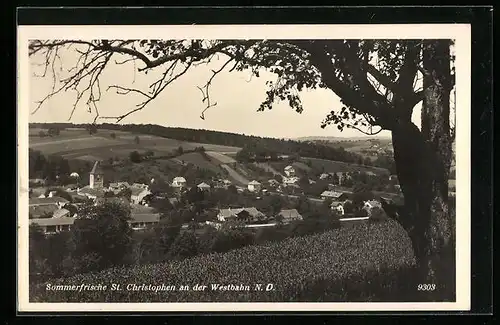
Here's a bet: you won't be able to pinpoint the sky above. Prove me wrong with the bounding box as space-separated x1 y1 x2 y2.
28 42 422 140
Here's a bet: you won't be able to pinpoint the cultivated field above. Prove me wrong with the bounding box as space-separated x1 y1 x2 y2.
29 128 241 161
30 220 416 302
170 152 226 175
205 151 237 164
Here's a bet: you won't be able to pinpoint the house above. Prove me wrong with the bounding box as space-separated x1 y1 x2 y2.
283 176 299 186
29 196 69 208
217 207 266 222
29 205 59 219
309 179 316 185
172 177 187 188
109 181 131 193
130 185 152 205
132 183 149 190
277 209 303 223
268 179 280 187
247 180 262 192
52 208 71 218
320 190 344 200
95 196 130 206
319 173 330 180
70 192 89 203
330 201 345 216
129 213 160 230
168 197 179 206
77 186 106 200
197 182 211 191
363 200 383 215
29 217 75 235
284 165 295 177
89 161 104 189
29 187 47 199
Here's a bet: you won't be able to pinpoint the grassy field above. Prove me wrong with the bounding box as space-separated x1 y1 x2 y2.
170 152 226 175
29 128 241 162
205 151 237 164
30 220 417 302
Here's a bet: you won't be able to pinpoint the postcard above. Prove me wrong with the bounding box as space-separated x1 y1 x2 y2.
17 23 471 312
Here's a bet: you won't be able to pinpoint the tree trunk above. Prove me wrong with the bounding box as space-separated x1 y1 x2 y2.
421 39 455 301
389 40 455 301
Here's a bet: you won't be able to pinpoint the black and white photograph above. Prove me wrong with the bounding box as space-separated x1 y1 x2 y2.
17 23 471 312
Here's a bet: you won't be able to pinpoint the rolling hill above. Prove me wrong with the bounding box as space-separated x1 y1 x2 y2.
30 128 241 161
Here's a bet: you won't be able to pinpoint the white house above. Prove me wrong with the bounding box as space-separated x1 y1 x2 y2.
52 208 71 219
283 176 299 186
284 165 295 177
363 200 383 216
247 180 262 192
172 177 187 188
130 186 152 205
197 182 211 191
319 173 330 180
217 207 265 222
268 179 280 187
320 190 344 200
29 217 75 235
277 209 303 223
129 213 160 231
330 201 345 216
78 186 106 200
109 181 131 193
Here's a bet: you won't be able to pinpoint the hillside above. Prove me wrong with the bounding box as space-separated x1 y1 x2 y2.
296 136 392 142
29 123 386 168
30 128 240 162
30 220 416 303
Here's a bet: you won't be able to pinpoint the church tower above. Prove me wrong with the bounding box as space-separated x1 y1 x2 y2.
89 161 104 189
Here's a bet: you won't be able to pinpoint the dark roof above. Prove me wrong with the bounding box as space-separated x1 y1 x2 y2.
278 209 303 220
30 217 75 227
29 197 69 206
53 208 71 218
130 186 150 197
218 207 265 219
131 204 156 214
78 186 105 198
130 213 160 223
29 205 59 217
90 161 104 175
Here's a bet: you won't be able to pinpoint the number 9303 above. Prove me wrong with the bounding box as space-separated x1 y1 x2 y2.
417 284 436 291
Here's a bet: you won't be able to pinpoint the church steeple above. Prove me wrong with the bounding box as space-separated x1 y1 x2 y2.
89 161 104 189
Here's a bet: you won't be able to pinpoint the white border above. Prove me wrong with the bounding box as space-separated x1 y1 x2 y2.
17 24 471 312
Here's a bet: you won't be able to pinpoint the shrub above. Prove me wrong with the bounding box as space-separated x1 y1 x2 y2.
369 207 388 223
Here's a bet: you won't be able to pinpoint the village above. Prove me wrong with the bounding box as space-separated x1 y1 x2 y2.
28 159 401 236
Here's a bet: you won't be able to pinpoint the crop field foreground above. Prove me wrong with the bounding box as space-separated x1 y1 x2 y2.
31 220 419 303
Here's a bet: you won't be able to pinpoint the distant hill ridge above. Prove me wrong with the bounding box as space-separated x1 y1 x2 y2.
30 122 391 169
295 136 392 142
